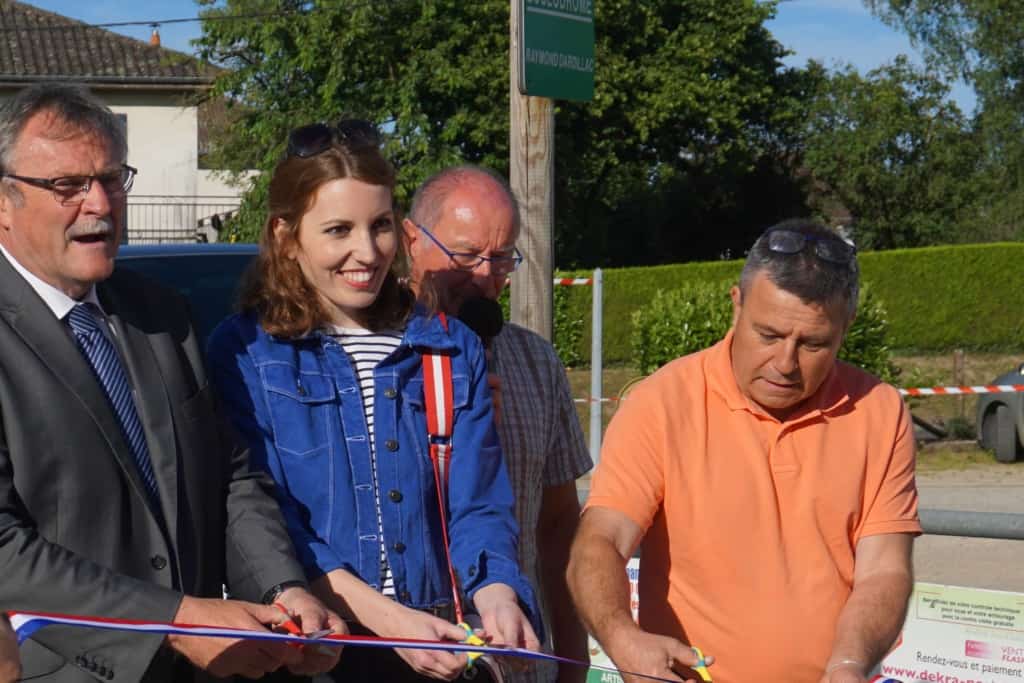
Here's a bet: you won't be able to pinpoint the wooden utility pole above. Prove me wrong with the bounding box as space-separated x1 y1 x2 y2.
509 0 554 341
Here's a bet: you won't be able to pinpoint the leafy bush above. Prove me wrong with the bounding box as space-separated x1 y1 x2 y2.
630 282 734 375
840 284 901 383
498 285 585 367
553 285 585 367
630 280 900 383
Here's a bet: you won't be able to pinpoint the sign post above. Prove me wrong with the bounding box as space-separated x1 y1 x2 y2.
509 0 594 340
519 0 595 102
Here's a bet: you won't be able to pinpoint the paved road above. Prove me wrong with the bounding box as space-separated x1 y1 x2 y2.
915 466 1024 592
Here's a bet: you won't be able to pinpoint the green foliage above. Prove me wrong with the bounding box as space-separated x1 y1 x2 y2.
196 0 509 240
196 0 813 264
857 242 1024 351
945 416 976 440
629 280 900 382
497 283 584 368
803 57 981 250
864 0 1024 89
221 174 269 242
553 1 815 266
837 285 901 384
569 262 743 366
630 282 733 375
553 285 586 368
864 0 1024 242
563 243 1024 365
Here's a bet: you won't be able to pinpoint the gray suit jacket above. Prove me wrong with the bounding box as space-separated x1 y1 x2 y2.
0 257 306 682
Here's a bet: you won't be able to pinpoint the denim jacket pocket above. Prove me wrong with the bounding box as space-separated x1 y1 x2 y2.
261 363 336 457
402 375 471 412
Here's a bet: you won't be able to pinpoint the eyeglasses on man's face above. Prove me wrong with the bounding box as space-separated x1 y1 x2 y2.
286 119 381 159
765 228 856 265
1 164 137 207
414 222 523 274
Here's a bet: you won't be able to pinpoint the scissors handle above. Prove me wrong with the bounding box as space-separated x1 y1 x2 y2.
273 602 307 649
691 646 713 682
458 622 486 668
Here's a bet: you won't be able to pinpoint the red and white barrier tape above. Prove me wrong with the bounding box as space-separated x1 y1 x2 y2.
899 384 1024 397
504 278 593 287
7 611 684 683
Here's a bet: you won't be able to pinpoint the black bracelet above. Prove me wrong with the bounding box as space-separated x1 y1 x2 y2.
261 580 308 605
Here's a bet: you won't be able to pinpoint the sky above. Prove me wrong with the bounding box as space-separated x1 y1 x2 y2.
765 0 976 112
22 0 977 113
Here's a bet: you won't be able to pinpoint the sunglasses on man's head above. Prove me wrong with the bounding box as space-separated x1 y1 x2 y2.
765 228 856 265
286 119 381 159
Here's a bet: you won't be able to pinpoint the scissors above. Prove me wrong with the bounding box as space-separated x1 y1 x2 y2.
691 646 713 682
458 621 487 668
273 603 334 647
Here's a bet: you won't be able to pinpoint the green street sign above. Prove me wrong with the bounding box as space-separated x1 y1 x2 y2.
519 0 595 102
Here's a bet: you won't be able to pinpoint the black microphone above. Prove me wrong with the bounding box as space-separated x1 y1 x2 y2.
456 296 504 350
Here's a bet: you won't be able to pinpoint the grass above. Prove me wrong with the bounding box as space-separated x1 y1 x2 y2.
566 350 1024 472
566 365 640 444
916 446 1001 473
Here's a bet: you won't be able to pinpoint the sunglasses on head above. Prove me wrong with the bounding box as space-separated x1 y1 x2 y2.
765 228 856 265
286 119 380 159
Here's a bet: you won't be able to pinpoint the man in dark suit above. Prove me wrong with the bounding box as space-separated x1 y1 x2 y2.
0 84 344 681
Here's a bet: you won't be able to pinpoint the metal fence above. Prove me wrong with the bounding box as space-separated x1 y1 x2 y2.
126 195 241 244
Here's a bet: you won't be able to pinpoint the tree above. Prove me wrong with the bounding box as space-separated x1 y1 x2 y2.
863 0 1024 240
552 1 816 265
863 0 1024 86
802 56 983 249
196 0 813 265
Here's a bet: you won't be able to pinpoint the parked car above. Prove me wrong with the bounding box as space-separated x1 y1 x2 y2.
116 243 257 347
975 363 1024 463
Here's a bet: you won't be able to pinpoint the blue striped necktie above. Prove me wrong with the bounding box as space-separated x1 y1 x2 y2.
66 303 162 513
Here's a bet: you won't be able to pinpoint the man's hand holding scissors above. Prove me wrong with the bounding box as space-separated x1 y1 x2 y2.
273 586 347 675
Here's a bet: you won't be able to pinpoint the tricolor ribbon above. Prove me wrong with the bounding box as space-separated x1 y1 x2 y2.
6 611 692 683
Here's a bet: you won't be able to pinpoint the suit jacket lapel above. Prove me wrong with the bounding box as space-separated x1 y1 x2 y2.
0 257 153 496
98 283 180 549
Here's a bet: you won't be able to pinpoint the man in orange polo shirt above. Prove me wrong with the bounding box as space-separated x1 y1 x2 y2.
568 219 919 683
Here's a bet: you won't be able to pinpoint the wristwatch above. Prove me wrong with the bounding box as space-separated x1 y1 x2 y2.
261 580 308 605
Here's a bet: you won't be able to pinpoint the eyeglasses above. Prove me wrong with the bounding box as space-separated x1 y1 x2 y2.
286 119 381 159
414 222 524 274
765 228 856 265
1 164 137 207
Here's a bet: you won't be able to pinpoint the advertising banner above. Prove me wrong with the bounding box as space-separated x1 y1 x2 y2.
585 566 1024 683
877 583 1024 683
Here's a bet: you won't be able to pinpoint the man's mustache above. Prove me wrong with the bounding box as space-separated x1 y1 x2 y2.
66 218 114 240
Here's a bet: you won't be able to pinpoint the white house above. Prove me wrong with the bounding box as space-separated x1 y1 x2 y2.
0 0 245 242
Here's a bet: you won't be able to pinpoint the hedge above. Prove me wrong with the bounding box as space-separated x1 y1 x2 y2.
555 242 1024 366
630 281 900 382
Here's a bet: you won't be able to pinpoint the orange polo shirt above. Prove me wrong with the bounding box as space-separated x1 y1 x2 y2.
586 331 920 683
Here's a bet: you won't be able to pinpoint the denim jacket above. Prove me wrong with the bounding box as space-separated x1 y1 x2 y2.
206 309 540 634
